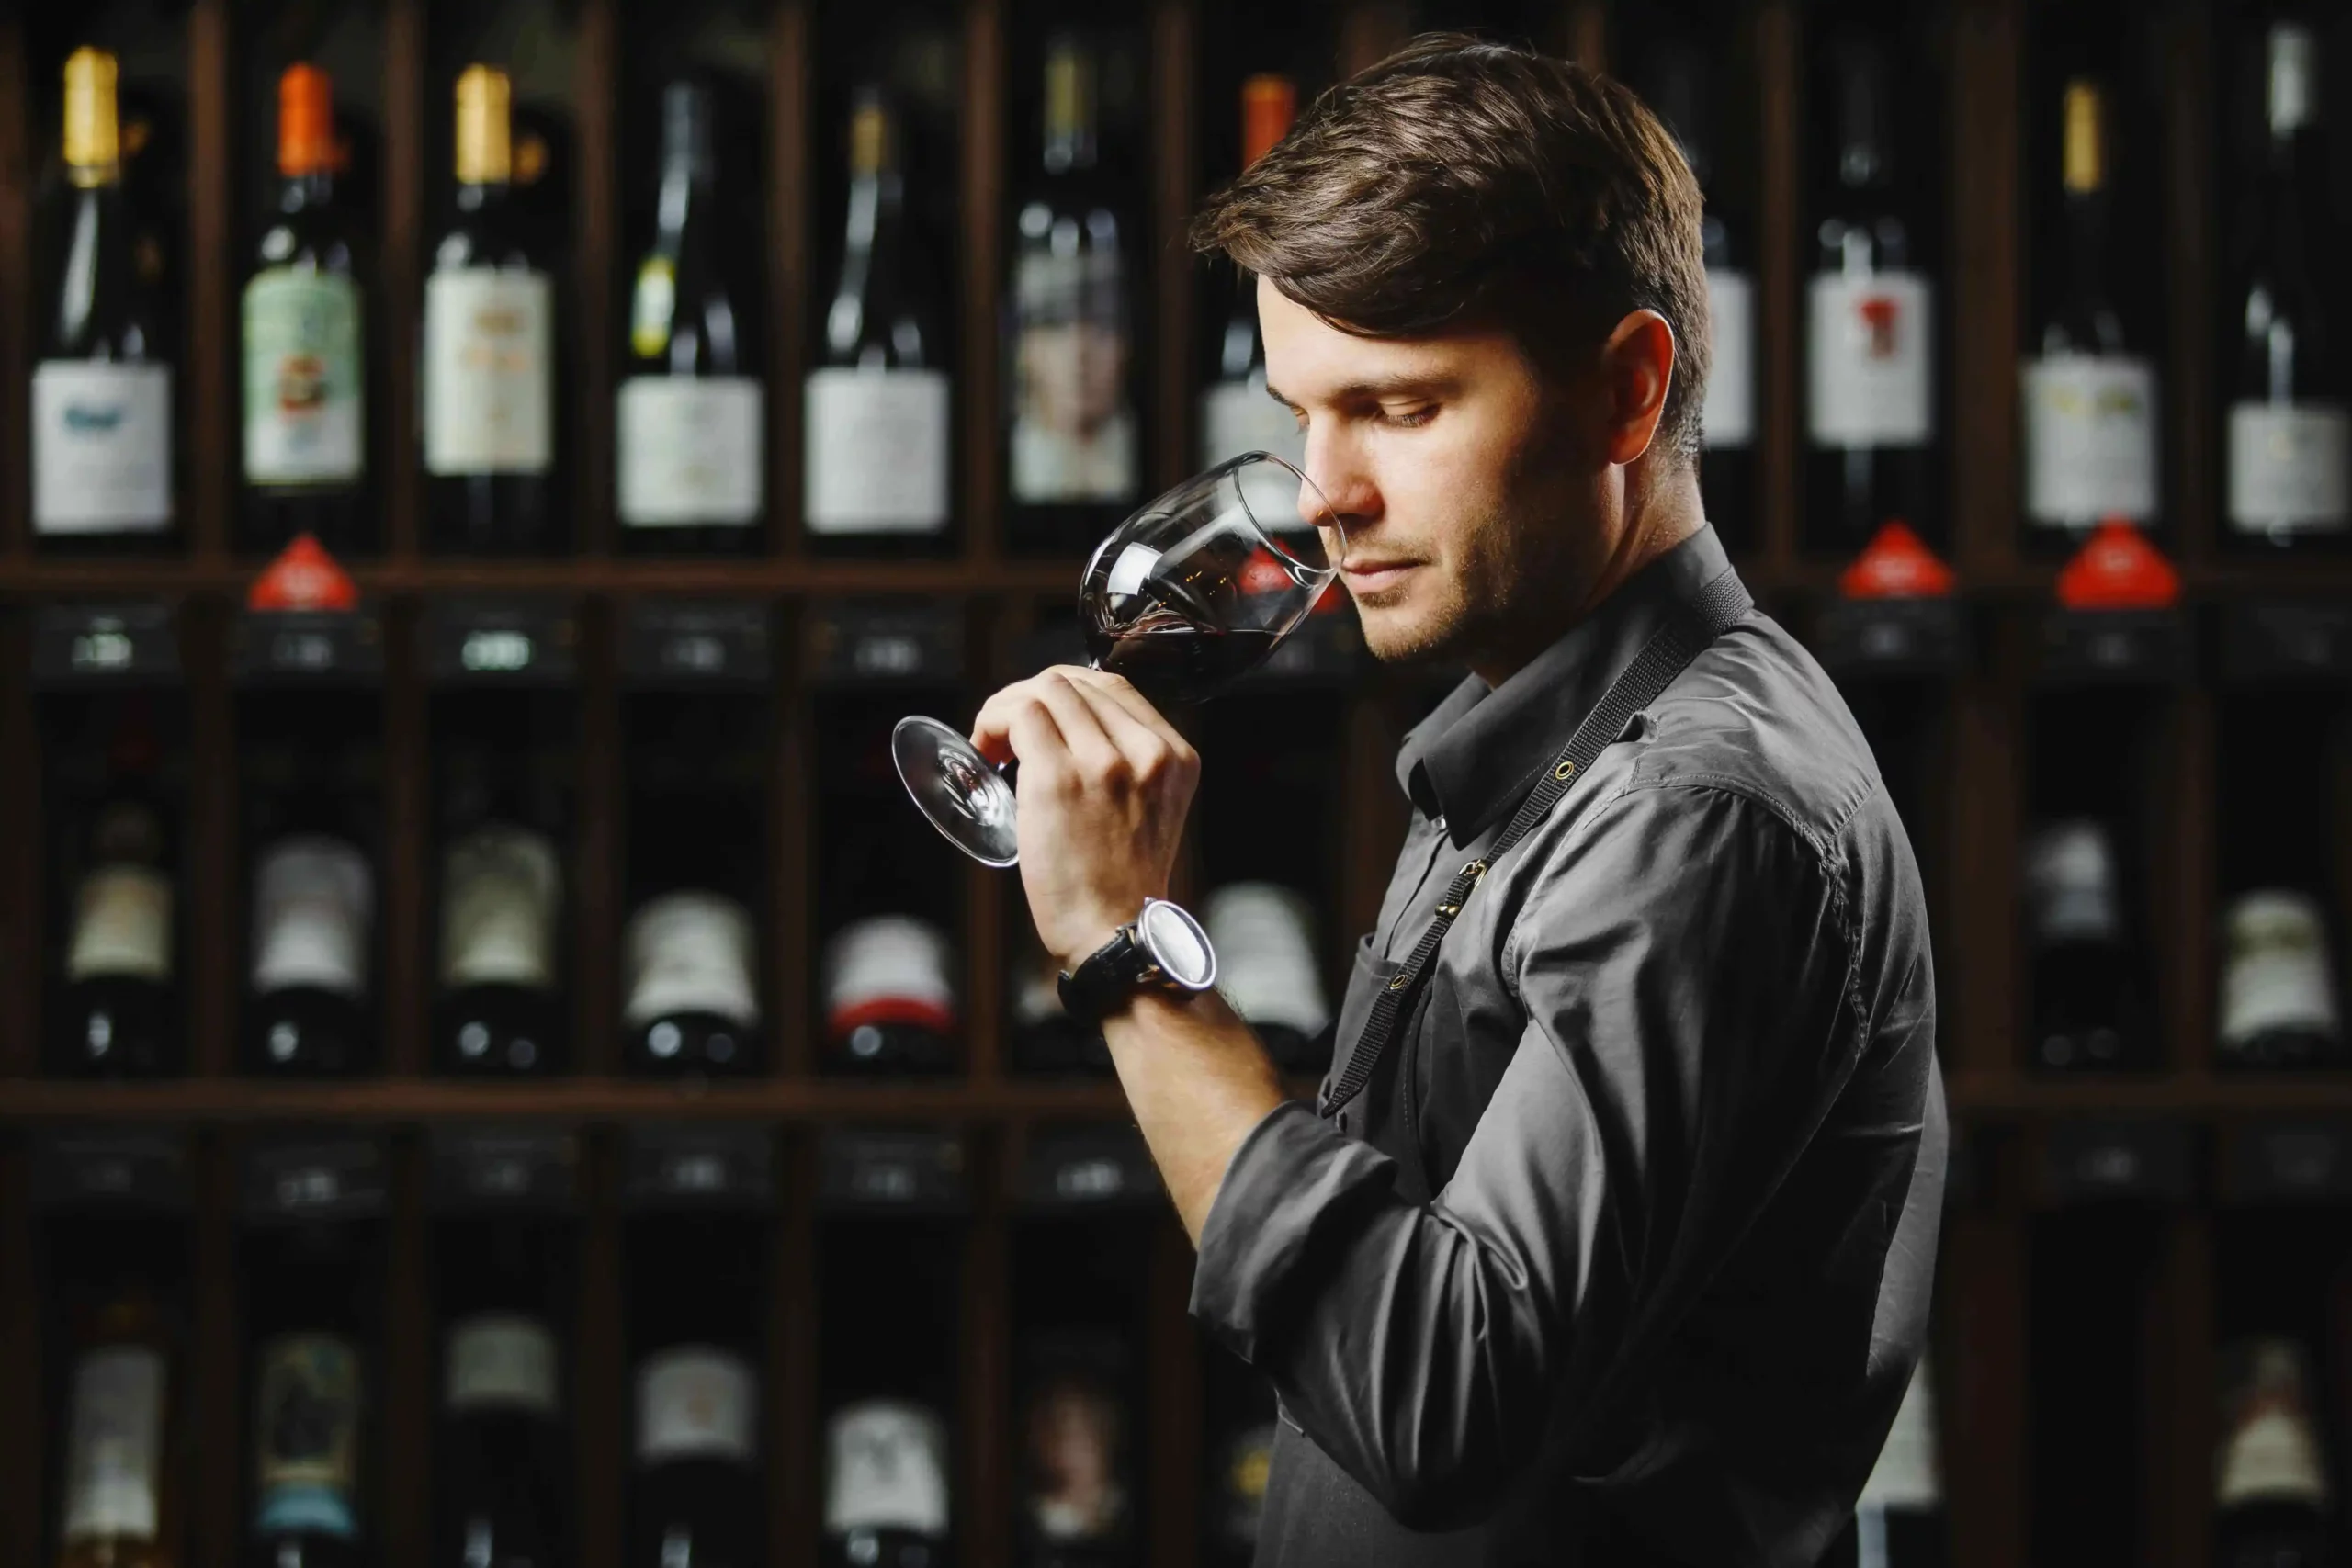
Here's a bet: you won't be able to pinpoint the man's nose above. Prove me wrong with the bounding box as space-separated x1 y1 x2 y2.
1303 431 1381 536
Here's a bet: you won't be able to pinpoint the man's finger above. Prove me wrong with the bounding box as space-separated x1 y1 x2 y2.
972 678 1062 768
1059 664 1188 749
1054 670 1193 784
1026 670 1130 782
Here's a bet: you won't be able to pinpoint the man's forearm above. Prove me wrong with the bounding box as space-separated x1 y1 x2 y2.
1101 987 1289 1245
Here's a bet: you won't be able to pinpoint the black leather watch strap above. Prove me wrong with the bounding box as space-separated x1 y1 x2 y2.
1057 925 1149 1028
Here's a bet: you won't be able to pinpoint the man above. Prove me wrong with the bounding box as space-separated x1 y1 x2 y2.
972 35 1945 1566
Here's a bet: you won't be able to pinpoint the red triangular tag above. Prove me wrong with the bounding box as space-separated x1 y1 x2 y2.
248 533 356 612
2056 518 2179 610
1839 520 1956 600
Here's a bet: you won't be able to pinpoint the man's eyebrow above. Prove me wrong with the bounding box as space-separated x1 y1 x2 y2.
1263 371 1458 409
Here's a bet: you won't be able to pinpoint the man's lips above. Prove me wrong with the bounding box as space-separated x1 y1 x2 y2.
1342 559 1418 592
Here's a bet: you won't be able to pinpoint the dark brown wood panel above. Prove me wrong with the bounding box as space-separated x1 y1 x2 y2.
1948 0 2021 576
0 1143 42 1568
186 0 235 562
0 10 29 560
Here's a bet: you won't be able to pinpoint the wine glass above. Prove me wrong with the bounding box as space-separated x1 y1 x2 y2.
893 451 1346 866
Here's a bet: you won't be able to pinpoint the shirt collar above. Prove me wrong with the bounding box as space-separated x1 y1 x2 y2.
1395 523 1737 847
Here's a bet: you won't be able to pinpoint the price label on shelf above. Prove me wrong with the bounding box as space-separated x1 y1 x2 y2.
808 601 962 685
621 601 773 688
243 1135 389 1222
1811 599 1968 680
426 1126 579 1212
424 598 579 685
2222 1122 2352 1203
1017 1124 1159 1213
232 609 385 684
2036 608 2189 685
30 1129 189 1211
625 1124 775 1211
31 603 180 687
2222 603 2352 684
818 1127 967 1213
2037 1119 2195 1205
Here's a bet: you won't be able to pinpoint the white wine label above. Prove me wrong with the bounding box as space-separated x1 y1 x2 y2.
824 1398 951 1536
1855 1357 1941 1511
616 376 765 527
2228 402 2351 536
251 837 373 998
67 863 173 982
440 826 560 989
1012 250 1136 503
1702 268 1757 449
804 367 952 535
447 1314 559 1414
2022 820 2121 943
2220 892 2341 1050
32 362 173 534
1025 1370 1128 1542
62 1346 165 1543
638 1348 755 1463
254 1333 361 1540
622 892 759 1029
2218 1340 2329 1506
2020 353 2157 526
1805 271 1933 447
823 915 956 1035
424 268 554 475
243 269 365 485
1199 376 1306 474
1204 883 1331 1038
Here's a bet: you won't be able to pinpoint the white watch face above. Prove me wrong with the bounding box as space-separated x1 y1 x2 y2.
1138 900 1216 990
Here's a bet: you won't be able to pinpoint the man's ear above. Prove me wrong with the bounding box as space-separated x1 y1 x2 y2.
1600 309 1676 468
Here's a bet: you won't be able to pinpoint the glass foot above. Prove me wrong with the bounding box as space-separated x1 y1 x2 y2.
892 715 1020 867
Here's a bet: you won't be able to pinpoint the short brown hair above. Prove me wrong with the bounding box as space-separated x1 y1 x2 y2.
1192 34 1710 462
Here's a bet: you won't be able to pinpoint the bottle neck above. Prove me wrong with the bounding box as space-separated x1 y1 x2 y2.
278 165 336 213
656 156 713 246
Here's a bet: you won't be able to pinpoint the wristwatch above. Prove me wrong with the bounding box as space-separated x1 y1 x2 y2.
1057 897 1219 1026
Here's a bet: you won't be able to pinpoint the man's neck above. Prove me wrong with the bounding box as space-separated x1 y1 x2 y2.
1469 459 1709 688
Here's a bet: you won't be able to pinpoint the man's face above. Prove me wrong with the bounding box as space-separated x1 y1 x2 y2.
1259 277 1623 670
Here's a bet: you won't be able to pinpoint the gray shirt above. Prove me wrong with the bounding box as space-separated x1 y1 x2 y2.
1189 523 1948 1565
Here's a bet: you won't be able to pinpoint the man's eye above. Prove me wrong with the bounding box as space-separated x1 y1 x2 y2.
1382 405 1438 429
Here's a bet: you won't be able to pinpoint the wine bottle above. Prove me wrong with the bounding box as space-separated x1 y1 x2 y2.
2227 22 2348 550
1806 35 1936 553
33 49 175 553
1011 926 1109 1076
823 1398 953 1568
2021 79 2158 544
822 915 958 1076
1018 1331 1134 1568
618 80 764 556
424 66 559 556
1009 34 1138 558
620 890 762 1077
250 1224 368 1568
52 700 177 1078
2023 818 2150 1072
806 87 952 552
439 1311 565 1568
1822 1356 1945 1567
242 64 368 558
2219 890 2345 1070
1641 39 1755 554
55 1280 175 1568
632 1345 761 1567
244 835 376 1077
1202 883 1331 1072
1198 75 1305 475
2215 1339 2330 1568
435 825 562 1077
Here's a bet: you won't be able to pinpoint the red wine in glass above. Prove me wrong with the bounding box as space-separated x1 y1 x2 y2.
1084 620 1283 706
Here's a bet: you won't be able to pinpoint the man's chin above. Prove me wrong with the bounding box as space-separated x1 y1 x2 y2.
1355 602 1468 668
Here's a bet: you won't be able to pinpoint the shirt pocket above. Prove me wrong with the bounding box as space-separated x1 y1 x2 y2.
1317 932 1400 1120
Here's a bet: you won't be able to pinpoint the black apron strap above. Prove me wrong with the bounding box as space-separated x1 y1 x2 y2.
1319 569 1755 1119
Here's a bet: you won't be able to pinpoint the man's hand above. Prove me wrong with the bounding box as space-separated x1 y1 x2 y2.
970 665 1200 969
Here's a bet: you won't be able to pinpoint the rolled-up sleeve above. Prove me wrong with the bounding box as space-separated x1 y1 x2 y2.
1189 783 1864 1531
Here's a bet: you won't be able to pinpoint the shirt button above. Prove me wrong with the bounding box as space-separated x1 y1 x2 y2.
1432 815 1447 833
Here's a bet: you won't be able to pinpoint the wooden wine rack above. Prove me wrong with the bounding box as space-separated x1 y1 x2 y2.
0 1 2347 1565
